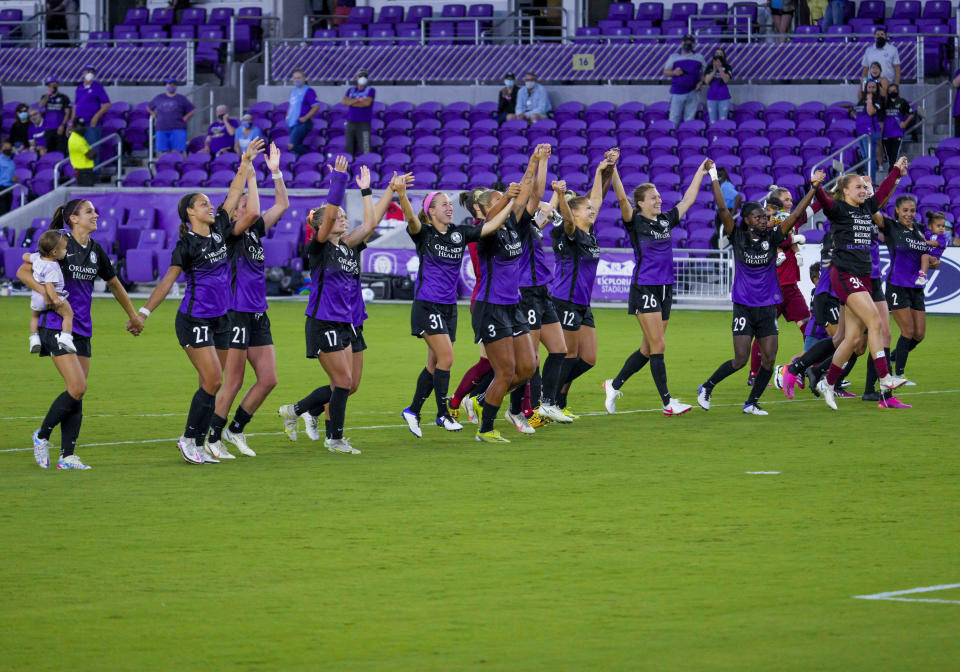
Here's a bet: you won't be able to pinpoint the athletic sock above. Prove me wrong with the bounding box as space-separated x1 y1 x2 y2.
811 357 832 380
705 359 740 390
184 388 209 441
749 339 761 379
789 338 835 376
293 386 331 416
747 366 773 405
565 358 594 387
558 391 568 409
528 368 542 409
324 420 332 440
38 390 80 442
864 354 878 393
229 406 253 434
328 386 349 440
540 352 566 404
451 358 492 407
509 386 525 416
557 357 577 396
432 368 451 416
612 349 649 390
649 354 671 405
410 367 433 414
521 381 533 416
907 337 920 352
480 401 499 433
873 349 890 379
825 363 845 387
836 353 858 390
470 369 495 398
59 399 82 458
195 390 218 446
207 414 227 443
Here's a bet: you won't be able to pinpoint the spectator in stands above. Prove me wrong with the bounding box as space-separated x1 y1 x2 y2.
770 0 796 40
496 72 519 124
39 76 71 155
703 48 732 123
509 72 551 122
287 68 320 158
853 80 881 180
862 61 883 92
0 147 16 215
342 68 375 156
664 35 704 124
7 104 31 151
74 66 110 151
234 113 264 155
201 105 237 156
880 84 914 172
46 0 68 42
821 0 848 29
27 107 47 155
68 117 96 186
952 67 960 137
148 78 195 155
861 28 900 96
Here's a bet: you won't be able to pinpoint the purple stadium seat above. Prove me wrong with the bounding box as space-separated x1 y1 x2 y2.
148 8 173 26
909 156 939 178
378 5 404 24
793 24 820 41
936 138 960 165
856 1 886 21
123 7 148 25
607 2 635 21
179 7 204 25
669 2 698 21
4 247 26 279
824 24 853 42
762 119 793 144
701 2 729 19
733 119 765 144
136 229 166 249
764 102 795 123
635 2 664 23
407 5 433 23
795 119 825 143
113 25 138 41
676 119 706 143
121 169 152 187
123 249 157 283
891 1 920 20
922 1 951 20
412 101 443 124
800 137 831 164
795 101 826 125
436 170 468 189
347 6 374 24
585 101 616 123
291 171 323 189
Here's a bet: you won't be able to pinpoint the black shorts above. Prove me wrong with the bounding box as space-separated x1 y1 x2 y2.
472 300 530 344
519 285 560 330
38 327 92 358
552 297 595 331
305 316 355 356
813 292 841 328
350 324 367 352
732 302 779 338
870 278 885 303
411 299 458 342
175 312 230 350
227 310 273 350
886 284 925 312
628 283 673 321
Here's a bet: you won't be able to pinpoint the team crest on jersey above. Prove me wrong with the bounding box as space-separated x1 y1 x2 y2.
450 231 462 244
213 232 222 243
89 250 97 264
761 241 769 250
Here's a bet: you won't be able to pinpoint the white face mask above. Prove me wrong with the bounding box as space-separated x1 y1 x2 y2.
357 77 368 87
84 72 94 83
504 79 514 87
525 80 535 90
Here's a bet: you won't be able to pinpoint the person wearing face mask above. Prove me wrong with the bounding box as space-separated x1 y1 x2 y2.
852 80 881 180
509 72 551 122
496 72 519 124
342 68 375 156
147 78 195 155
234 113 264 155
663 35 705 125
8 104 32 151
202 105 239 156
39 76 72 155
861 28 900 96
879 85 914 172
74 66 111 153
286 68 320 158
27 106 47 155
702 49 732 123
0 146 16 215
68 117 97 186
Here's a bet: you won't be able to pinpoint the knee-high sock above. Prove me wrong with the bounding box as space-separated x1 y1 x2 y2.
208 414 228 443
864 353 878 393
528 367 541 409
746 365 773 405
612 349 649 390
184 388 213 441
788 338 836 376
509 385 525 415
229 406 253 434
293 386 331 416
433 368 451 416
540 352 566 405
557 357 577 393
410 367 433 414
564 358 594 387
59 399 83 458
328 386 350 440
749 339 762 379
480 401 499 433
38 391 80 441
451 358 491 406
894 335 918 376
195 390 218 446
649 354 671 405
471 369 495 399
704 359 742 390
835 353 858 390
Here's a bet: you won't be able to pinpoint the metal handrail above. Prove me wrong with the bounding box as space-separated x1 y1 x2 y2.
687 13 752 42
52 133 122 189
238 51 266 112
0 183 28 209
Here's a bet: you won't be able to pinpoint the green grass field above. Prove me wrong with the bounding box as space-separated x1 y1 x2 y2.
1 297 958 670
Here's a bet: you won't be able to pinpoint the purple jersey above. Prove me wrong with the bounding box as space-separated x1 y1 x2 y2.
853 99 879 135
475 213 524 305
805 302 828 339
814 232 838 298
410 222 482 304
881 97 912 139
306 238 362 323
625 206 680 285
148 93 194 131
227 217 267 313
38 233 115 338
887 219 928 286
925 230 946 260
706 65 732 101
664 51 705 95
730 225 785 307
42 92 70 130
344 86 375 123
352 272 368 328
29 122 46 147
550 226 600 306
517 211 552 288
74 81 109 123
171 208 233 318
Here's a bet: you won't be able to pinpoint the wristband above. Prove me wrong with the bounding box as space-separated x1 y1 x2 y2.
360 187 372 197
138 307 150 318
327 170 348 207
271 172 282 180
708 167 719 182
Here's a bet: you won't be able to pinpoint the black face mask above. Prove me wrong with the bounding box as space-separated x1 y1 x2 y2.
683 40 694 50
876 37 886 48
888 91 898 99
49 86 57 94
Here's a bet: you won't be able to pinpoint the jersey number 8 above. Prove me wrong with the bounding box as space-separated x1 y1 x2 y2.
527 309 537 325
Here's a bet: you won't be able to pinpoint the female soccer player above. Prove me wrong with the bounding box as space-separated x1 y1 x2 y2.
202 142 288 460
813 158 909 410
397 177 514 439
602 158 710 416
137 138 266 463
277 159 385 454
696 165 822 415
19 198 142 469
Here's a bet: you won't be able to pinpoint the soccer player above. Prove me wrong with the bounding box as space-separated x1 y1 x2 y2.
18 198 142 469
602 158 710 416
203 142 288 460
696 164 822 415
137 138 266 464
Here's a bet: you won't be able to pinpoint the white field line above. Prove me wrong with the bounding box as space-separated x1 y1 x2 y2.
2 388 958 454
854 583 960 605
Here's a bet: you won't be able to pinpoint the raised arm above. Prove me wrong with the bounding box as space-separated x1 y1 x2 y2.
374 172 412 224
527 143 550 215
553 180 576 237
512 148 540 218
610 164 633 222
261 142 289 230
874 156 907 209
677 158 709 218
479 194 517 237
589 153 615 212
778 171 824 236
316 156 349 243
231 163 261 236
222 136 265 217
708 160 735 235
396 174 420 235
342 165 376 248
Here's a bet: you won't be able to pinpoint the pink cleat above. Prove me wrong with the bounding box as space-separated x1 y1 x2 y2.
782 367 798 400
834 389 857 398
879 396 912 409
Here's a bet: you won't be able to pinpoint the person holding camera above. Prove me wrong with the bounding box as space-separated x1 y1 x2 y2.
39 76 72 155
663 35 705 125
703 48 732 123
201 104 238 156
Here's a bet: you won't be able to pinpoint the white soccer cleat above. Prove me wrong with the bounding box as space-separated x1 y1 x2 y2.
663 398 692 416
222 427 255 456
301 412 321 441
278 405 298 441
29 333 41 354
900 378 917 387
56 332 77 353
602 379 622 414
505 410 535 434
773 365 784 390
327 437 361 455
435 414 463 431
177 436 203 464
696 385 711 411
817 379 837 410
879 374 908 392
401 407 422 438
32 429 49 468
742 403 768 416
204 439 234 460
56 454 91 470
538 403 572 423
462 396 479 424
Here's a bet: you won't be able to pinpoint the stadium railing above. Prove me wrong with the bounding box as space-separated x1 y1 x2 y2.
52 133 123 189
672 249 733 307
